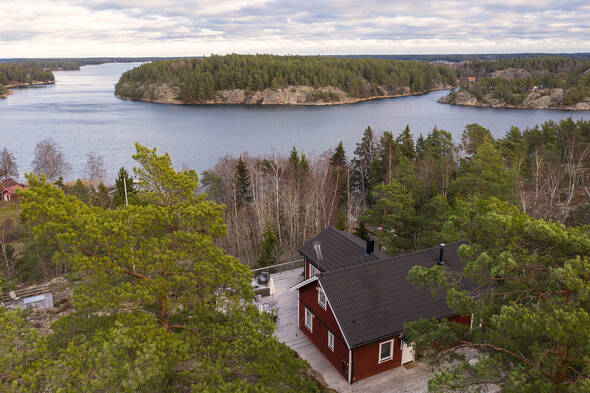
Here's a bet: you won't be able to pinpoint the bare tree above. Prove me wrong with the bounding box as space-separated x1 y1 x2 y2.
32 139 71 182
0 147 18 180
85 152 106 188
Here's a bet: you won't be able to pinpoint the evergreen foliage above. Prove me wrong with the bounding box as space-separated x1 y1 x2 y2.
115 54 457 102
2 144 326 392
452 56 590 106
405 197 590 392
235 156 252 208
256 221 281 268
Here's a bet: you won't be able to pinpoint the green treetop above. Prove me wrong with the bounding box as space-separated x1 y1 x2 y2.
405 197 590 393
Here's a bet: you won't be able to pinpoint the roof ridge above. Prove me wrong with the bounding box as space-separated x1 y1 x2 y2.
319 240 466 277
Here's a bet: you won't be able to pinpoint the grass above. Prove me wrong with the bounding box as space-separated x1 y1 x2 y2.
0 201 20 227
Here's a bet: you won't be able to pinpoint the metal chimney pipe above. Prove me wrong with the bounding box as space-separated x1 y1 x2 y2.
439 243 446 265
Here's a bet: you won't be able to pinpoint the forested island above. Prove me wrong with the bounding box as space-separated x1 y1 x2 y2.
0 63 55 98
439 57 590 110
114 54 457 105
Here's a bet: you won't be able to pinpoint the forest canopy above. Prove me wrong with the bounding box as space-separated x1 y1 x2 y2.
0 63 54 86
449 57 590 107
115 54 457 102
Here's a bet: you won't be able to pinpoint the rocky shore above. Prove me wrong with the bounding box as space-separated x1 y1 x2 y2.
438 88 590 110
1 80 55 98
116 83 453 106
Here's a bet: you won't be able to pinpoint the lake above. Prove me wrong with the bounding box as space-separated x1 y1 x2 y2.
0 62 587 181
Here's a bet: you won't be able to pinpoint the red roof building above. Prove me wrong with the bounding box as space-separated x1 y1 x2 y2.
0 178 26 201
291 227 471 383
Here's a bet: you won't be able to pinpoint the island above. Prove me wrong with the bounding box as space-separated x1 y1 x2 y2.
0 63 55 98
438 57 590 110
114 54 457 105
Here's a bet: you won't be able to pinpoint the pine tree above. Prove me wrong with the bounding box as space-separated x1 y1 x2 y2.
235 156 252 208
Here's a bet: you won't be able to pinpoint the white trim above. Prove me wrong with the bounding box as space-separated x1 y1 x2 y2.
317 280 351 349
309 264 319 277
318 287 327 310
348 349 353 384
378 339 394 363
328 330 334 351
297 288 300 327
304 308 313 332
289 275 318 291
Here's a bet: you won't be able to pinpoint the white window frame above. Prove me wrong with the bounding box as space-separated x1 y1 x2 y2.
328 330 334 351
304 308 313 332
318 288 327 310
378 339 394 363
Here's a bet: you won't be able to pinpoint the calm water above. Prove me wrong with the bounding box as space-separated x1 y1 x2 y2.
0 62 587 181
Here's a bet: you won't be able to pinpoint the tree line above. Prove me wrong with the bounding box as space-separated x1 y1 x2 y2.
451 56 590 106
0 63 54 86
115 54 457 102
198 118 590 265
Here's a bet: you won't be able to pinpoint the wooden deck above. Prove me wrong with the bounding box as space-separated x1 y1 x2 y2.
273 268 434 393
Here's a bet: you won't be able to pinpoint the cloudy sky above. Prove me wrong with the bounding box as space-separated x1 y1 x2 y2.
1 0 589 57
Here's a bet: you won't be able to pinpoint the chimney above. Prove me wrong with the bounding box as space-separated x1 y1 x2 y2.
313 241 323 261
438 243 446 265
365 237 375 256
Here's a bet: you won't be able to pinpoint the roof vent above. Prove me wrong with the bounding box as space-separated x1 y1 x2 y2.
313 241 323 261
365 237 375 257
438 243 446 265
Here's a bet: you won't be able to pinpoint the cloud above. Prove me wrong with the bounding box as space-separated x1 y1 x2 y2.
0 0 588 57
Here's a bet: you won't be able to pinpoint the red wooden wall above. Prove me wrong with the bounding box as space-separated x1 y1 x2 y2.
352 335 402 381
298 282 350 380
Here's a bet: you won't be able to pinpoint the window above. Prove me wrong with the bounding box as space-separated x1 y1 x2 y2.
305 308 313 332
308 264 319 277
318 288 327 309
328 331 334 351
379 340 394 363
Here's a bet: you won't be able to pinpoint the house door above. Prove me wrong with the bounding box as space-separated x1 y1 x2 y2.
401 341 414 364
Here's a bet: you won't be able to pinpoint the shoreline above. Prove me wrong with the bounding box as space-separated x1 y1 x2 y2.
116 86 454 106
5 81 55 89
437 100 590 111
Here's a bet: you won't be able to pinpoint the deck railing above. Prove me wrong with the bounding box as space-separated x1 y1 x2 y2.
251 259 305 275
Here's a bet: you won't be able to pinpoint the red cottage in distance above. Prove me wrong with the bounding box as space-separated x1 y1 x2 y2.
0 178 26 202
291 227 471 384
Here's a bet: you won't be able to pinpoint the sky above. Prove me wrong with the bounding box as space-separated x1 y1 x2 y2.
1 0 589 57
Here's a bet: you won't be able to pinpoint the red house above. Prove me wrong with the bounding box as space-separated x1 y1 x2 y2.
291 227 470 384
0 178 26 202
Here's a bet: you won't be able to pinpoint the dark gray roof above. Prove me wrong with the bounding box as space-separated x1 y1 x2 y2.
298 226 388 272
318 242 466 348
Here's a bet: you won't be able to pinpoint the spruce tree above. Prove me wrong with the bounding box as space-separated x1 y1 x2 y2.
330 141 347 168
256 222 281 268
396 125 415 160
235 157 252 208
352 126 377 204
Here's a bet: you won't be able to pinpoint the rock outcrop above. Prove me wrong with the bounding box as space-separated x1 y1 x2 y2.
438 88 590 110
116 83 450 106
